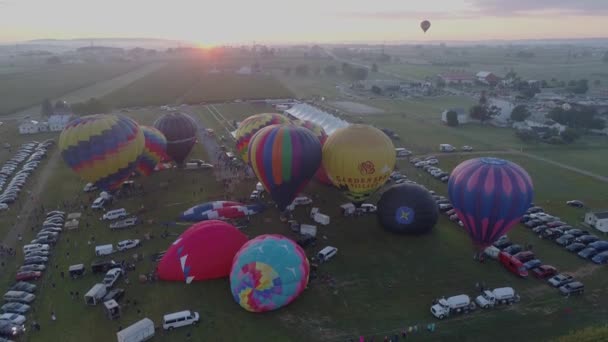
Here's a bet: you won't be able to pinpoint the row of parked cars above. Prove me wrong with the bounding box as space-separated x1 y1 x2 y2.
410 156 439 169
0 140 52 209
521 207 608 264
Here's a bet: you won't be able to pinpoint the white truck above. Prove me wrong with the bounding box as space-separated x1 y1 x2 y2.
439 144 456 152
475 287 520 309
430 294 476 319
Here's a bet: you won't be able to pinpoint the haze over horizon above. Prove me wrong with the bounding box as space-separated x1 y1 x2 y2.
1 0 607 45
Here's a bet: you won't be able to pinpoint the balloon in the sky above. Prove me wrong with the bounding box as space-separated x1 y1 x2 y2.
153 112 197 165
420 20 431 33
377 184 438 234
322 124 395 203
59 114 144 191
248 124 321 211
157 220 248 283
448 157 533 248
230 234 309 313
235 113 290 164
293 119 331 185
136 126 168 176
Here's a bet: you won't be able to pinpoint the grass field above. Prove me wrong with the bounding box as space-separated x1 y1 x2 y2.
0 63 144 115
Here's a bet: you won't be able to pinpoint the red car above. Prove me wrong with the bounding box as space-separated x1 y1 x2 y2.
547 221 566 228
532 265 558 279
499 252 528 278
16 271 42 281
513 251 535 263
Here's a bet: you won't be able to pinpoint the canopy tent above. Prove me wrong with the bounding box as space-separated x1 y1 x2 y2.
285 104 349 135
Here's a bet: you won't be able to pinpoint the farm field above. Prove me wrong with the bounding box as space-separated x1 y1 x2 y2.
527 148 608 178
0 62 144 115
181 74 292 104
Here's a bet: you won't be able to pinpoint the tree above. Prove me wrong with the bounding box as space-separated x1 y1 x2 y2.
561 128 581 143
540 80 548 88
469 105 487 121
41 99 54 117
515 129 538 143
568 79 589 94
446 110 459 127
295 64 309 76
519 87 540 99
347 67 368 82
479 91 487 106
548 106 600 129
71 98 109 115
371 86 382 95
510 105 531 122
603 51 608 63
324 65 337 75
371 63 378 72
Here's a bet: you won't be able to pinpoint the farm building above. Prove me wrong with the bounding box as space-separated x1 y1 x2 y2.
19 120 48 134
476 71 500 85
585 211 608 233
488 98 516 127
438 73 474 85
440 108 468 124
285 103 349 135
48 114 73 132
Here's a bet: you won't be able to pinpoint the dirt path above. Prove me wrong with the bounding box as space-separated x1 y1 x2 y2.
2 148 60 248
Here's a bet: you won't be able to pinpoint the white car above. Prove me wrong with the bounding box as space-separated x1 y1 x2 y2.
0 203 7 211
83 183 98 192
250 190 260 200
103 268 123 288
0 313 26 325
426 159 439 165
117 239 141 251
462 145 473 152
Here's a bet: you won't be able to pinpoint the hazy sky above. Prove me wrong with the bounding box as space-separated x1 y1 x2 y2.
0 0 607 44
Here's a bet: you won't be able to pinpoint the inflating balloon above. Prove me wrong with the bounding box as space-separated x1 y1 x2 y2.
136 126 167 176
59 114 144 191
249 124 321 211
322 124 395 203
230 234 309 312
448 157 533 248
157 220 248 283
153 112 197 165
293 119 331 185
421 20 431 33
235 113 290 164
377 184 438 234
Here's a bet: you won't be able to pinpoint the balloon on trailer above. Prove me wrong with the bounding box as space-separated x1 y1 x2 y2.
420 20 431 33
230 234 309 313
136 126 168 176
448 157 534 249
248 124 322 211
235 113 290 164
59 114 144 191
293 119 331 185
153 112 197 165
322 124 396 203
157 220 248 283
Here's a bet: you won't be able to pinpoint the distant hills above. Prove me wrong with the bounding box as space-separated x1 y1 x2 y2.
20 38 196 50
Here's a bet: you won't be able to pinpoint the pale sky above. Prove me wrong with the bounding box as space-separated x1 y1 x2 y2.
0 0 607 44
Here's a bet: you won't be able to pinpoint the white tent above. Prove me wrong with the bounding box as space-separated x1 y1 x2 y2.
285 104 349 135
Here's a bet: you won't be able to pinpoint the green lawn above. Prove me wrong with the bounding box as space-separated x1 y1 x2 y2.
526 148 608 177
182 74 292 104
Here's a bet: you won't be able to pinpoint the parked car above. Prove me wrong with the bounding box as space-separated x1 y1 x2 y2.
578 247 599 259
564 229 588 237
0 302 30 315
541 228 565 240
502 244 523 255
499 252 528 278
513 251 535 263
524 220 542 228
565 243 587 253
591 251 608 265
575 235 599 245
493 238 512 250
523 259 542 270
559 281 584 296
532 225 548 234
91 260 120 274
0 319 25 337
109 217 138 230
588 240 608 251
103 288 125 302
18 264 45 273
555 234 576 246
548 274 574 287
566 200 584 208
15 271 41 281
103 268 123 288
0 313 26 325
461 146 473 152
532 265 557 279
9 283 35 293
116 239 141 251
297 235 317 249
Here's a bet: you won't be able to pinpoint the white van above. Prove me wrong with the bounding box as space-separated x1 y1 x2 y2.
95 244 114 256
317 246 338 263
23 244 50 254
102 209 127 221
162 310 200 330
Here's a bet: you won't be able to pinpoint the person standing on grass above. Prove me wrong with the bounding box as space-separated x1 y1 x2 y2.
51 312 56 321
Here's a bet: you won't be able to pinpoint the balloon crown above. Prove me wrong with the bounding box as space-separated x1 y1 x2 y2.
480 157 507 165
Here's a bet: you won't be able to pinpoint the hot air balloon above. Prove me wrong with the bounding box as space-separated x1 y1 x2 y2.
293 119 331 185
448 157 533 251
248 124 321 211
230 234 309 312
59 114 144 191
153 112 197 165
157 220 248 283
322 124 395 203
235 113 290 164
420 20 431 33
179 201 244 221
136 126 168 176
377 184 438 234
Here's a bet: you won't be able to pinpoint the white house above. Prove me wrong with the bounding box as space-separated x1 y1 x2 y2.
441 108 468 125
585 211 608 233
48 114 73 132
19 120 49 135
488 98 515 127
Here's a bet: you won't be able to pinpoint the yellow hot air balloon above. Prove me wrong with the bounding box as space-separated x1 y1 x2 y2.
322 124 396 203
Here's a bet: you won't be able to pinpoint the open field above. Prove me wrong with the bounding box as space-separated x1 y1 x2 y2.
0 63 144 115
181 74 292 104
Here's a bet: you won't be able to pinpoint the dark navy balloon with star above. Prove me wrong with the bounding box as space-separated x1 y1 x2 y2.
377 184 438 234
448 157 533 248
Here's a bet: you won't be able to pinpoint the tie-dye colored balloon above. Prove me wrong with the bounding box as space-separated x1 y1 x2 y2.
448 157 534 248
230 234 309 313
59 114 144 191
136 126 168 176
235 113 290 164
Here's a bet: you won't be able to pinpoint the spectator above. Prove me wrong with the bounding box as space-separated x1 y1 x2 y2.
51 312 56 321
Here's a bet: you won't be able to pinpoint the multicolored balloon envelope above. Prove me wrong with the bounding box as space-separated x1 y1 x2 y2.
180 201 244 221
293 119 331 185
59 114 144 191
235 113 290 164
230 234 309 312
377 184 438 234
136 126 168 176
157 220 248 283
249 124 322 211
153 112 197 165
322 124 395 203
448 157 534 248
